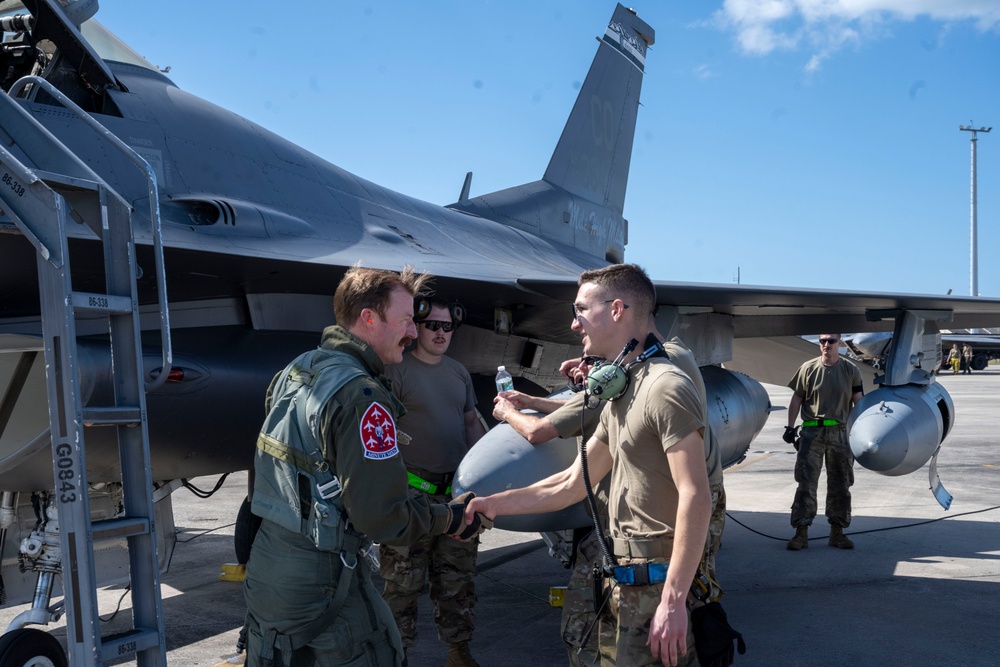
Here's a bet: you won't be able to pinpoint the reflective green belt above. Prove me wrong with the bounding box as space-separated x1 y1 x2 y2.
407 471 451 496
802 419 840 427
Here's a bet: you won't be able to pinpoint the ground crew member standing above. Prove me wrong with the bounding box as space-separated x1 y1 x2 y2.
468 263 712 666
554 330 727 596
783 334 863 551
498 335 726 666
243 267 488 667
962 343 973 374
948 343 961 374
381 300 487 667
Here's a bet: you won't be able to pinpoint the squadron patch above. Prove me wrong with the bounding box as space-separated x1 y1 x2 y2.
359 402 399 460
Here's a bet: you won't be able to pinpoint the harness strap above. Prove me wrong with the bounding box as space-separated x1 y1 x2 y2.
258 627 294 667
257 432 325 473
256 548 360 664
290 550 357 650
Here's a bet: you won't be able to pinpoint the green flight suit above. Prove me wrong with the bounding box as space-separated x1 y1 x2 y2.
244 325 452 667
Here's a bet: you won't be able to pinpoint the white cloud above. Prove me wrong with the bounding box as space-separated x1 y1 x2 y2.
693 64 716 79
713 0 1000 69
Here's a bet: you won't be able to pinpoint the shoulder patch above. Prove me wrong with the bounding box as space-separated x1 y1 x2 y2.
359 402 400 460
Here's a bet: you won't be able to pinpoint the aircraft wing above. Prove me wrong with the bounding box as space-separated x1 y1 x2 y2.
520 277 1000 335
517 277 1000 384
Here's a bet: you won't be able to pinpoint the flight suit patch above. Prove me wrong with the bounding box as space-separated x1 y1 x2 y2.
359 402 399 460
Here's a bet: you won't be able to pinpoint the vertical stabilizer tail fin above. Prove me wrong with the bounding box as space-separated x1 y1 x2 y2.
543 4 654 215
449 4 653 264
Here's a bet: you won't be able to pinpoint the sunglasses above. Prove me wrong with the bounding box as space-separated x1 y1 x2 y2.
422 320 456 332
818 338 840 345
572 300 629 320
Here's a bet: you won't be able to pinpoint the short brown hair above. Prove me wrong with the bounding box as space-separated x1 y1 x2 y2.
334 265 431 327
579 263 655 316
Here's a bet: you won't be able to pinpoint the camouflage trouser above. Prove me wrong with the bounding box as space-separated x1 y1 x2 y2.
791 425 854 527
701 482 726 595
561 530 615 667
380 497 478 648
244 521 403 667
598 568 699 667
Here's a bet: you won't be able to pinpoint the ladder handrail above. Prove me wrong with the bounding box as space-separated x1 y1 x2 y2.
8 75 173 391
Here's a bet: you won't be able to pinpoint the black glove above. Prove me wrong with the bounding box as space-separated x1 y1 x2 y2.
444 492 492 540
782 426 798 445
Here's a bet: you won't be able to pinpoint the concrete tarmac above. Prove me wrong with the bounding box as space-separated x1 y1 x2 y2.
3 367 1000 665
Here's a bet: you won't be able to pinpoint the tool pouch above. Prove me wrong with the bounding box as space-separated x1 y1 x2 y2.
691 601 747 667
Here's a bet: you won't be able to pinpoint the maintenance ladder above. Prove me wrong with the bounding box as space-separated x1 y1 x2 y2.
0 76 171 665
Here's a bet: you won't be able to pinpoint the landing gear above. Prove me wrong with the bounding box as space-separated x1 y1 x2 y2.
0 628 67 667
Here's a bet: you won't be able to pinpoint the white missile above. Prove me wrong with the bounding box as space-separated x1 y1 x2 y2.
455 367 771 531
848 383 954 476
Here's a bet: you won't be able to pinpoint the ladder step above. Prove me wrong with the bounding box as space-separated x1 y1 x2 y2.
82 406 142 426
71 291 133 314
34 169 101 192
100 628 161 662
92 516 150 543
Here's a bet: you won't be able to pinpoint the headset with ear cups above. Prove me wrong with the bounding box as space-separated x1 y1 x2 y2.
414 298 466 330
413 297 432 322
585 335 668 403
447 302 466 329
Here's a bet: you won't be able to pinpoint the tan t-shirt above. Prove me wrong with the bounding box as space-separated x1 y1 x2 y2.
662 337 722 486
546 390 607 515
788 356 862 424
545 390 602 442
595 358 704 551
386 352 477 473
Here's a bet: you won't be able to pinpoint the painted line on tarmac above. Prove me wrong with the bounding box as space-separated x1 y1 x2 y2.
726 451 784 472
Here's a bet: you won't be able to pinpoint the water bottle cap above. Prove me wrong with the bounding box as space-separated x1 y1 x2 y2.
498 366 505 371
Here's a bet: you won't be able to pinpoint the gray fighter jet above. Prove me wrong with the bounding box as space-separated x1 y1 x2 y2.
1 1 1000 661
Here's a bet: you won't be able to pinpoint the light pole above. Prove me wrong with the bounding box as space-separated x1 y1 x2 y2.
959 123 991 296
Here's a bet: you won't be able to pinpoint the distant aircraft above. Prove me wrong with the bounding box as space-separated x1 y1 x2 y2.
2 0 1000 661
849 330 996 371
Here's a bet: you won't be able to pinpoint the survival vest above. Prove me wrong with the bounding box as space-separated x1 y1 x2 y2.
251 347 371 555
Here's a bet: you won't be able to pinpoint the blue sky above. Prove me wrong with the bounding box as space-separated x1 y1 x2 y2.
95 1 999 296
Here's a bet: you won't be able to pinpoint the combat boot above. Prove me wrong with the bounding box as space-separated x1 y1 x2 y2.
828 524 854 549
445 642 480 667
786 525 809 551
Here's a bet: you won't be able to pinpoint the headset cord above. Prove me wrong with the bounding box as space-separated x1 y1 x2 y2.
575 398 617 655
579 394 615 573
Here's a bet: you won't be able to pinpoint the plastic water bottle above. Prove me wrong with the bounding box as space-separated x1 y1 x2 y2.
495 365 514 393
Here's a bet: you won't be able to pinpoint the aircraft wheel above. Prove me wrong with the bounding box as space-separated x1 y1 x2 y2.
972 353 989 371
234 496 262 565
0 628 67 667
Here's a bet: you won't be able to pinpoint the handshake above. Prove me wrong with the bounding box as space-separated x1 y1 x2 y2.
444 492 493 540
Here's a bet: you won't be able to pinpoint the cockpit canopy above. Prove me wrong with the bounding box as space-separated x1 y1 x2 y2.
0 0 164 114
